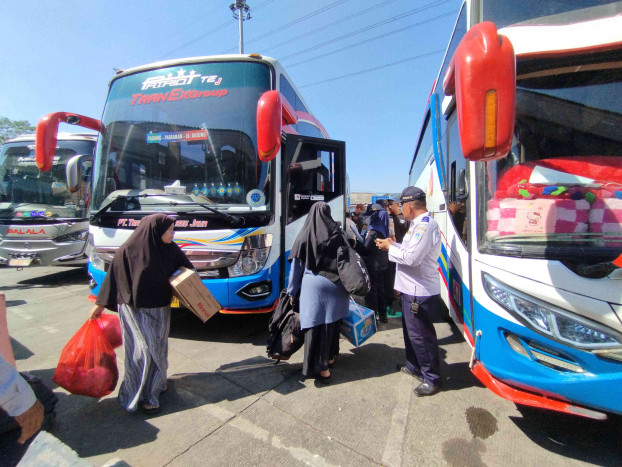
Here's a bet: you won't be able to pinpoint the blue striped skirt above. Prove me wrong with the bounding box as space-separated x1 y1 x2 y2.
117 304 170 412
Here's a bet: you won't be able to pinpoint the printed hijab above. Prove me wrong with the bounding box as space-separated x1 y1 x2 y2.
288 202 344 282
367 209 389 238
96 213 193 309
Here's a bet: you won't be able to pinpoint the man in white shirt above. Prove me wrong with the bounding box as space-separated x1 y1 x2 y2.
376 186 442 396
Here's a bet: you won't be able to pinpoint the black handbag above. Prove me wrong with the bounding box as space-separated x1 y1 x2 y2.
337 231 372 296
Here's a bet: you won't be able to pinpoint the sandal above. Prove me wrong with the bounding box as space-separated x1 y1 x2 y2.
141 403 161 414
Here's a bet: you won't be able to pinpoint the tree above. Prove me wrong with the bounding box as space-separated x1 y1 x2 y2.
0 117 35 145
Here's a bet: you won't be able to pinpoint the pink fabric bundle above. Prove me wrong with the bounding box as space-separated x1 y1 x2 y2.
589 198 622 234
487 198 589 238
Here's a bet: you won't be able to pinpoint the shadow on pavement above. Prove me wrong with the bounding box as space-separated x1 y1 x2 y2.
10 337 34 360
0 267 89 292
510 405 622 465
169 309 271 346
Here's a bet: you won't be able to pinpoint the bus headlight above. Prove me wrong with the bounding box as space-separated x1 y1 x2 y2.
90 248 106 271
55 229 88 243
228 234 271 278
228 247 270 277
483 273 622 351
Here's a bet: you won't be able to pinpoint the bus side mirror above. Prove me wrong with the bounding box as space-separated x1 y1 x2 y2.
256 91 297 162
66 155 93 192
443 21 516 161
36 112 102 171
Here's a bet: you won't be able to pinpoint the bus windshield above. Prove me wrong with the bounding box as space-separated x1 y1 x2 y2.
480 63 622 262
481 0 622 29
91 60 273 215
0 139 94 221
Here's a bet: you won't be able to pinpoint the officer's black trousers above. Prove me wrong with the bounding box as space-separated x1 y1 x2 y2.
400 294 441 386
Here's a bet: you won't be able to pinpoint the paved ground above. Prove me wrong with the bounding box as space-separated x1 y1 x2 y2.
3 265 622 466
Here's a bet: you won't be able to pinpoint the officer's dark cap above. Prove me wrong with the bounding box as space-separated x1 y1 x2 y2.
399 186 426 203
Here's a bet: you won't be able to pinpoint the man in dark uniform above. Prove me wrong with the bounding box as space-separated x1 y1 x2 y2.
376 186 442 396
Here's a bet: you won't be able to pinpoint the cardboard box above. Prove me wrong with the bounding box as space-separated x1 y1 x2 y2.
169 267 221 322
340 300 376 347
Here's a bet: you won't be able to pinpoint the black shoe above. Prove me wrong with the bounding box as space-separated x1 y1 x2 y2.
315 374 332 385
398 365 423 383
413 382 441 397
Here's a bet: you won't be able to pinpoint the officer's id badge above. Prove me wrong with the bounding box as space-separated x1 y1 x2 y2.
413 224 428 244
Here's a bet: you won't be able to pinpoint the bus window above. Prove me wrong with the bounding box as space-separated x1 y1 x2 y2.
285 137 344 225
410 113 434 186
446 116 467 243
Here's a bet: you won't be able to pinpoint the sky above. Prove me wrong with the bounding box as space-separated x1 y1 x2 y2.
1 0 461 193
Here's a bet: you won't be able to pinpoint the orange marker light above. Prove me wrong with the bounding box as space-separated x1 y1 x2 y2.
484 89 498 153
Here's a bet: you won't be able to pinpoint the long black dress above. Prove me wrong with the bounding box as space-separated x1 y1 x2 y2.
96 214 193 411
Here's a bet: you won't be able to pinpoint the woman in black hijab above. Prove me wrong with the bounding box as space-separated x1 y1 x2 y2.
287 202 350 383
90 213 193 413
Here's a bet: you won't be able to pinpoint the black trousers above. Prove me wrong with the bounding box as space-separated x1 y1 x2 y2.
401 294 441 386
365 269 387 319
384 263 397 307
302 320 341 378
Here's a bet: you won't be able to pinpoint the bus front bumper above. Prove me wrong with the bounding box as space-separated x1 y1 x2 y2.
473 299 622 419
88 263 280 313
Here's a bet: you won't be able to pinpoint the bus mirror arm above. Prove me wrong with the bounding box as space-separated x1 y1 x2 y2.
442 22 516 162
36 112 103 172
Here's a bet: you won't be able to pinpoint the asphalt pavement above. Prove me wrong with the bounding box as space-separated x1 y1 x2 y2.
2 266 621 466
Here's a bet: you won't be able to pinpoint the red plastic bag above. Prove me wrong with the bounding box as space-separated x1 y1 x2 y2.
96 313 122 349
53 319 119 398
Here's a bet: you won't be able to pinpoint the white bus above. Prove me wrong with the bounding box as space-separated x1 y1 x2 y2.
36 54 346 314
410 1 622 419
0 133 96 267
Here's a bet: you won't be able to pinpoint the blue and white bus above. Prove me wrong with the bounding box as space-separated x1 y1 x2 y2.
410 1 622 419
36 54 346 314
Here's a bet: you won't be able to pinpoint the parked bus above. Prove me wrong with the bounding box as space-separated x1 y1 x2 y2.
0 133 96 267
410 1 622 419
36 54 346 313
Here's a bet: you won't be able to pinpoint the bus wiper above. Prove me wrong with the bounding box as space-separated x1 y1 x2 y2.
90 193 245 227
167 200 246 227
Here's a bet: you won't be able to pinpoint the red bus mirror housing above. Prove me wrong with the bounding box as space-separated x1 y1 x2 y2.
256 91 297 162
443 22 516 161
36 112 102 171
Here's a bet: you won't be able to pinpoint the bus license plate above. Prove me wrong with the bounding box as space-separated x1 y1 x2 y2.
171 296 181 308
8 257 34 267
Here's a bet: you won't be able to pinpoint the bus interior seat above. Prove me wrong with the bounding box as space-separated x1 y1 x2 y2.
487 156 622 238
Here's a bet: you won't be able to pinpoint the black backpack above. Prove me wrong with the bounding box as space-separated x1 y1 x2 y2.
267 289 303 363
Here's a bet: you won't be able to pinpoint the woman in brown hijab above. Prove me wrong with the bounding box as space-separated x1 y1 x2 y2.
90 214 193 413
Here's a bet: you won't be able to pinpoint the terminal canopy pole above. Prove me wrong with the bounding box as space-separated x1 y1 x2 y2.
230 0 251 54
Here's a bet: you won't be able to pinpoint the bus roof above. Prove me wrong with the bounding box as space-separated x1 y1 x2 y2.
112 53 282 82
4 132 98 144
499 15 622 59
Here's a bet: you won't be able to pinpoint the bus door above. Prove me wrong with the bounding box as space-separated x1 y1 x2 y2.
281 134 346 288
